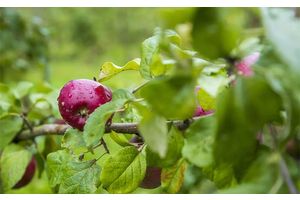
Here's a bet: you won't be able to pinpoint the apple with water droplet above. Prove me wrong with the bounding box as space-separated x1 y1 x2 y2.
57 79 112 130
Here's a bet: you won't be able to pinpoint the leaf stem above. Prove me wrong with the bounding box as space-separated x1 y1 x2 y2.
132 81 149 94
96 152 108 161
20 114 33 134
269 124 299 194
100 138 110 154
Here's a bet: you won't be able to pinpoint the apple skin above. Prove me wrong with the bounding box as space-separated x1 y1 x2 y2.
140 167 161 189
235 52 260 77
57 79 112 130
193 106 214 117
13 157 37 189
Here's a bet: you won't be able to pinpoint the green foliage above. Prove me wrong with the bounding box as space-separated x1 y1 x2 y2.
141 74 197 119
161 159 187 194
214 76 282 177
202 163 237 189
220 151 279 193
146 126 184 168
140 29 161 79
83 89 134 147
192 8 246 59
100 146 146 193
99 58 140 82
136 104 168 158
46 150 100 194
0 8 49 83
61 128 87 154
0 144 32 191
109 131 132 147
196 88 216 111
182 116 215 168
0 115 23 150
262 8 300 75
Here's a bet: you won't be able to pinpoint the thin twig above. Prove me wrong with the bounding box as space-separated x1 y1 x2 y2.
269 124 299 194
132 81 149 94
279 158 299 194
20 114 33 134
100 138 110 154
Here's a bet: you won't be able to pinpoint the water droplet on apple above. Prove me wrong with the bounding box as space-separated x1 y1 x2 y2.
61 102 65 106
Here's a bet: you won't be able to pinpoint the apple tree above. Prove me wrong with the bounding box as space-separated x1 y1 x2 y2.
0 8 300 194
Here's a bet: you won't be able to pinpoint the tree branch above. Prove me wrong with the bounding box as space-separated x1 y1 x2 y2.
16 116 207 141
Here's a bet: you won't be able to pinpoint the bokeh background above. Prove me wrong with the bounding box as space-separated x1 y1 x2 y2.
1 8 263 90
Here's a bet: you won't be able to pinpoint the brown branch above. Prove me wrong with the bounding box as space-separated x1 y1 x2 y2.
15 116 207 141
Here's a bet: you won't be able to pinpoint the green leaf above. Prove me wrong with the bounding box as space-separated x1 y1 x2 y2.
164 29 182 46
110 131 132 147
266 68 300 136
140 29 161 79
141 74 197 119
46 150 73 187
161 159 187 194
197 88 216 111
213 77 282 176
46 150 101 194
100 146 146 194
192 8 246 59
169 44 197 60
0 84 15 114
12 81 34 99
262 8 300 74
202 163 237 189
220 151 279 193
146 126 184 167
136 104 168 158
237 76 283 127
182 116 215 167
0 114 23 150
99 58 140 82
198 66 229 98
61 128 87 154
0 144 32 191
84 89 134 147
58 160 100 194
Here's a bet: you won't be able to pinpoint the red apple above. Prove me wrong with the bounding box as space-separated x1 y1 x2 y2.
140 167 161 189
13 156 37 189
57 79 112 130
